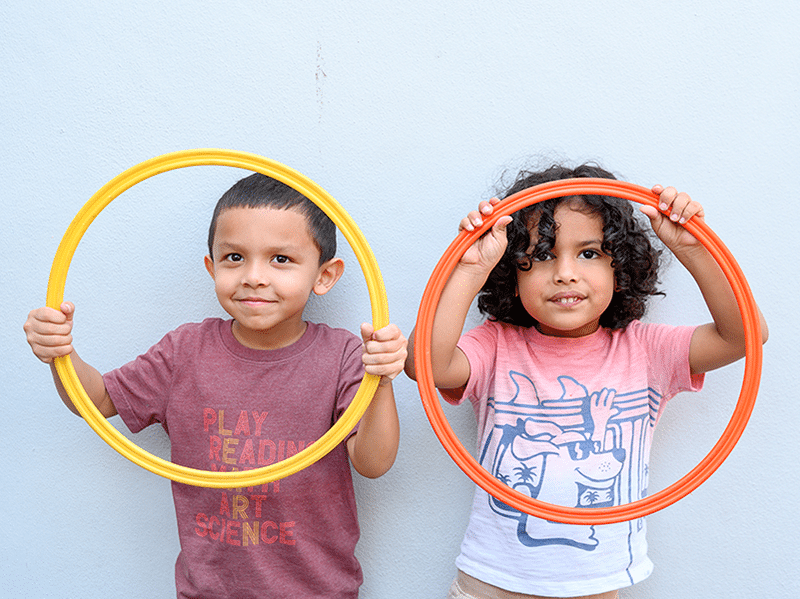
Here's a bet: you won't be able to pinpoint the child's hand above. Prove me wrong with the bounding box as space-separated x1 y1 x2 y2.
24 302 76 363
641 185 705 253
458 198 514 270
360 323 408 385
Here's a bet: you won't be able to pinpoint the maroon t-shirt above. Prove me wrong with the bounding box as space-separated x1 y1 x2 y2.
104 318 365 598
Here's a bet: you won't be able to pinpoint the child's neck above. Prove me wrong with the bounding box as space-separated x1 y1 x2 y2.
534 320 602 338
231 319 308 350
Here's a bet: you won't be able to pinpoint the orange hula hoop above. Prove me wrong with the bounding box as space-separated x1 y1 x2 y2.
414 178 762 524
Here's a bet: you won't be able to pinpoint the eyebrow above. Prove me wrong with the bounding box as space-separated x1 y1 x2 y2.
213 241 245 254
214 240 304 255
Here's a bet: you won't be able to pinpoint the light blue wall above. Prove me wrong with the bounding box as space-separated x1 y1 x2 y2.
3 2 797 597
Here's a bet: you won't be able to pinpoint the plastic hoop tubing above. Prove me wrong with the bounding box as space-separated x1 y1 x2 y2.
46 149 390 488
414 178 762 524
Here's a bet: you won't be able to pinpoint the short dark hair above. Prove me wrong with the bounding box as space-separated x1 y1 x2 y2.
207 173 336 264
477 163 663 330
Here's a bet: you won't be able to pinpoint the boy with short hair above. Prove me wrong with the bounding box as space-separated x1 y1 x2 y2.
24 173 407 598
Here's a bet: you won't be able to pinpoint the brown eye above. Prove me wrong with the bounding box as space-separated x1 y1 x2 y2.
531 250 554 262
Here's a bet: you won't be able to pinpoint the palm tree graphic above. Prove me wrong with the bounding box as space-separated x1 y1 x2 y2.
513 464 538 486
584 490 602 505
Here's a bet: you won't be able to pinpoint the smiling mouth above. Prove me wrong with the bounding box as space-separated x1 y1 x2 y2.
551 296 584 306
238 297 274 305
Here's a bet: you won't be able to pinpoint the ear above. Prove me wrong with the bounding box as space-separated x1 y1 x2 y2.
204 255 215 280
313 258 345 296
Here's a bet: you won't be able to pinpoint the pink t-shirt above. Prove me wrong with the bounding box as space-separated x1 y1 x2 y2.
442 320 704 596
104 318 365 599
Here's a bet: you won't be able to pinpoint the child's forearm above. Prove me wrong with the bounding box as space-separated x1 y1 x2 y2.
406 264 485 387
406 207 509 385
678 244 768 373
346 380 399 478
432 266 483 370
681 246 741 337
644 186 768 373
50 352 117 418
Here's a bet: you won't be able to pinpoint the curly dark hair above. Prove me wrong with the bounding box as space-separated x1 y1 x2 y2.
477 163 663 330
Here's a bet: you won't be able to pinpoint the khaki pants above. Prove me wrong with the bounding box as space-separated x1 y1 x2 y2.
446 570 619 599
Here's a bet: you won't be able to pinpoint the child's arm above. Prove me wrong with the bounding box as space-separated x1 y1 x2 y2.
346 323 407 478
24 302 118 417
405 200 512 389
642 186 768 374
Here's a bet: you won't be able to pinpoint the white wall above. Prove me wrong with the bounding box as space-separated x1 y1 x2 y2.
3 1 797 597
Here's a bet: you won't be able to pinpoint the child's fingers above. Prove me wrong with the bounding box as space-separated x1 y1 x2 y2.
639 204 660 222
24 319 74 345
362 324 407 354
481 198 500 214
30 305 68 324
31 341 74 363
362 353 407 379
25 307 73 333
359 322 375 343
60 301 75 322
362 344 407 362
362 349 406 367
670 195 704 224
24 327 74 363
459 210 483 232
484 215 513 247
665 191 690 223
653 186 703 225
368 323 403 342
361 323 408 379
493 215 513 233
459 199 501 232
654 185 678 213
24 304 77 363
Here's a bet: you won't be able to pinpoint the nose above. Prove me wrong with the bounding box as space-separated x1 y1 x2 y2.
553 256 578 284
242 261 269 287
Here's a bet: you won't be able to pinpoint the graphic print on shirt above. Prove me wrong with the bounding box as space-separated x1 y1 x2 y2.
481 371 658 550
193 407 310 548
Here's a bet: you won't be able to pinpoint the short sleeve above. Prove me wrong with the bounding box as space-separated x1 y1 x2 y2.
335 334 367 434
439 322 499 406
628 321 704 400
103 330 177 433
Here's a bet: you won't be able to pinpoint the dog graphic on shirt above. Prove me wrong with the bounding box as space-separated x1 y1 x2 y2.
482 373 626 550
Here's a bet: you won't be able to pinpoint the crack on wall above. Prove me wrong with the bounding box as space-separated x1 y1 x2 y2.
316 40 326 125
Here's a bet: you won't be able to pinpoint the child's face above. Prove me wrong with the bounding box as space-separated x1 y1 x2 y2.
204 206 341 349
517 203 615 338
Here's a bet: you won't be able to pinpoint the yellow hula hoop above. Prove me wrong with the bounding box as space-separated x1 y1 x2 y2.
46 149 390 488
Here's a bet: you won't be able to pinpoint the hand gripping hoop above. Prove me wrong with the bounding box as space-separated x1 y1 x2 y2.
47 149 389 488
413 178 762 524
